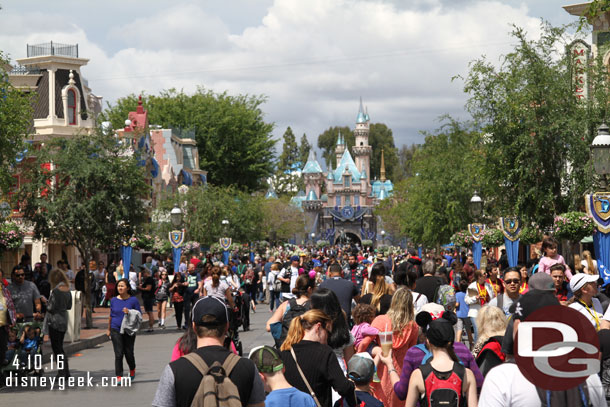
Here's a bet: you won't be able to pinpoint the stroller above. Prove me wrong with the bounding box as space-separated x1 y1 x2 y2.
1 321 45 382
224 290 244 356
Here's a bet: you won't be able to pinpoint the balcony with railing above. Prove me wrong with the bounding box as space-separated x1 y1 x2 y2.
9 65 41 75
27 41 79 58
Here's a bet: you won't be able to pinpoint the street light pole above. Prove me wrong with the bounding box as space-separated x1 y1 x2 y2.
168 205 184 275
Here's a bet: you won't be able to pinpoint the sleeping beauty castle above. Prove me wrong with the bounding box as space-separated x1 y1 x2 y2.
290 99 393 246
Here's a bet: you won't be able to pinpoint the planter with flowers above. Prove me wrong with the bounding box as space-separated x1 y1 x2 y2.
0 222 24 253
553 212 595 242
451 230 475 247
316 240 330 248
135 234 154 251
482 228 504 248
184 241 201 255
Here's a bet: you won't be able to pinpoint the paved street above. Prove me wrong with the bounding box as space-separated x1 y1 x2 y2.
1 305 274 405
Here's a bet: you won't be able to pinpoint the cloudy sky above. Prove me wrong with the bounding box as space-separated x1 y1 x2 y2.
0 0 581 151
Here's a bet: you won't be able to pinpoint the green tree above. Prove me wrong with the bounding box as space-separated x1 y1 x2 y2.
369 123 398 180
156 185 264 246
261 196 305 243
395 144 419 182
17 133 149 328
0 53 32 193
376 118 486 246
462 23 605 227
317 126 353 168
274 127 302 194
299 133 311 168
100 88 276 191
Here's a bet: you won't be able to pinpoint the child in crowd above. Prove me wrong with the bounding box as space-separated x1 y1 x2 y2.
249 345 316 407
351 304 379 351
455 279 473 346
538 236 573 279
335 352 383 407
19 325 41 369
4 328 18 365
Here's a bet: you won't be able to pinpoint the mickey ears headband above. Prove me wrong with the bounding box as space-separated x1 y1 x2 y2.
415 310 457 329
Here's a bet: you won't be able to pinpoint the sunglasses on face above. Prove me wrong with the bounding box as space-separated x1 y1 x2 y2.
14 274 25 277
504 279 520 285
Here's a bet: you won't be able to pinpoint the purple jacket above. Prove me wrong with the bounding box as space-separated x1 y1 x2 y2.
394 341 484 400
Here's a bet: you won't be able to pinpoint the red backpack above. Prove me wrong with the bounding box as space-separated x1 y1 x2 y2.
244 268 255 285
419 361 466 407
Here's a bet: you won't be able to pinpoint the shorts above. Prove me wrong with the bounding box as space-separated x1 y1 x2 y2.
456 316 472 333
143 298 154 312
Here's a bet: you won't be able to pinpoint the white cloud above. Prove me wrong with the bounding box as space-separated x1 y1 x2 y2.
1 0 559 149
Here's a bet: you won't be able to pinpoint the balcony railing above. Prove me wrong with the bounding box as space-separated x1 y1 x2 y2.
9 65 41 75
27 42 78 58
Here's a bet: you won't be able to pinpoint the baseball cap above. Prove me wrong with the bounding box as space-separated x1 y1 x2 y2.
513 290 559 321
312 259 322 268
290 255 299 262
347 352 375 384
569 273 599 293
248 346 284 374
528 272 555 292
417 302 444 317
192 296 229 326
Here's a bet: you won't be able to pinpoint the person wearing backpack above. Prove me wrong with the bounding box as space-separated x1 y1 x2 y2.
278 256 300 301
152 296 265 407
268 263 283 312
266 274 313 349
389 310 478 407
414 260 442 303
389 303 484 401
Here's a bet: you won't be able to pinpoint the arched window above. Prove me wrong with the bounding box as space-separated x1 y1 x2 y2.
67 89 76 125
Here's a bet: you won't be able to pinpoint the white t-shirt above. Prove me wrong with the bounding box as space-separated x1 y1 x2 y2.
412 291 428 313
203 280 230 301
279 266 299 299
488 294 517 317
128 271 138 291
479 363 605 407
569 298 604 329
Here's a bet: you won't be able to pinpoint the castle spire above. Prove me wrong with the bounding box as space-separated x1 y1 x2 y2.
356 97 366 123
380 148 386 182
137 95 144 114
336 129 343 145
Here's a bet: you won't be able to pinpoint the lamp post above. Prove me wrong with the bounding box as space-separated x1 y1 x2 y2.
168 205 185 275
310 232 315 245
381 230 386 247
591 123 610 189
469 191 483 220
220 219 231 265
585 123 610 286
468 192 485 269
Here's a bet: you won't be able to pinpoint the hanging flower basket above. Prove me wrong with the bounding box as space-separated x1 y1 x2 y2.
520 224 543 245
451 230 475 247
135 234 154 251
361 239 373 247
553 212 595 242
316 240 330 248
152 236 172 255
0 223 23 252
183 241 201 254
482 228 504 248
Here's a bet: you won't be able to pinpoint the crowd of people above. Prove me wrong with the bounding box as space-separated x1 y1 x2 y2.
142 235 609 406
3 237 610 405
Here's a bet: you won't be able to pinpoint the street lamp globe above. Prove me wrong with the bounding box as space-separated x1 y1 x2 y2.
381 230 386 237
469 192 483 218
170 206 183 228
222 219 229 226
310 232 315 239
591 123 610 178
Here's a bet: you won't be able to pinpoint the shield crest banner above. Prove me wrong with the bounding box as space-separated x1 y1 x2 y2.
468 223 486 242
500 217 522 242
219 237 232 251
169 229 185 248
585 193 610 233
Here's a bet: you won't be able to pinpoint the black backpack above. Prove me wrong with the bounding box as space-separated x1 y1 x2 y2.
75 270 85 292
276 298 310 349
280 269 292 293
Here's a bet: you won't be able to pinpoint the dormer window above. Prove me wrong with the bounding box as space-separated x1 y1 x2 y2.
67 89 76 125
344 175 350 187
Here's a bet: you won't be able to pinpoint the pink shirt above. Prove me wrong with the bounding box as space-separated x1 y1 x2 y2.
350 322 379 348
538 255 573 279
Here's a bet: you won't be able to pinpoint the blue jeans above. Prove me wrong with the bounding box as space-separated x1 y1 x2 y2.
469 316 479 343
269 291 281 311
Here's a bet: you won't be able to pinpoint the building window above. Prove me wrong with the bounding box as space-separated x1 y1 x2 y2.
336 196 341 207
67 89 76 125
344 176 350 187
345 195 351 206
354 195 360 206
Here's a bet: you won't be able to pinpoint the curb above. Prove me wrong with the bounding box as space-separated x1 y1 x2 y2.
41 333 110 364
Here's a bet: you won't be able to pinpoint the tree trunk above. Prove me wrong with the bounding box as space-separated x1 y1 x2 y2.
81 251 93 329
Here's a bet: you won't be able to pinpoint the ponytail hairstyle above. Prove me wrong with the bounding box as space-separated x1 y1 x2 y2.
292 274 315 298
211 265 221 288
583 250 597 275
370 264 391 311
280 309 331 351
311 288 351 349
